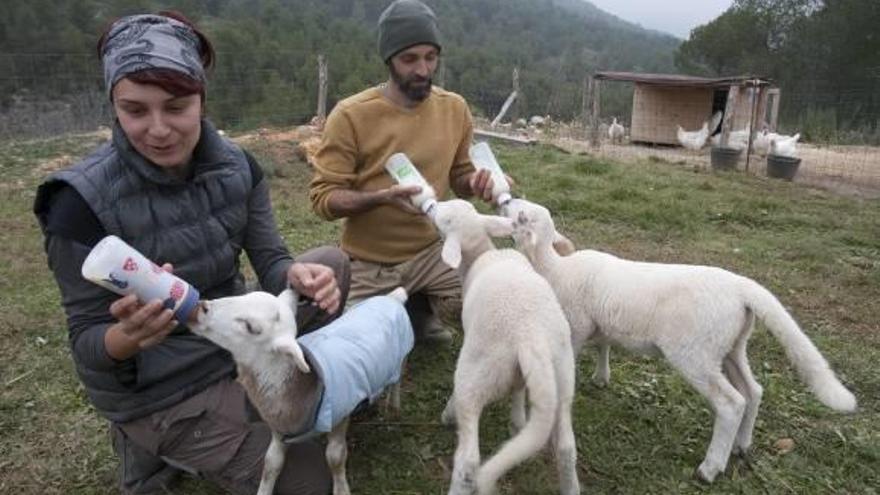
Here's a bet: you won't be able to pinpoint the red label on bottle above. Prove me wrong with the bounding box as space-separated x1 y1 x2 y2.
123 257 138 272
169 280 185 301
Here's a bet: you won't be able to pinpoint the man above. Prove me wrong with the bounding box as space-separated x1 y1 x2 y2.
309 0 502 343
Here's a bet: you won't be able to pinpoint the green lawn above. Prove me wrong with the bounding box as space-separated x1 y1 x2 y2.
1 133 878 494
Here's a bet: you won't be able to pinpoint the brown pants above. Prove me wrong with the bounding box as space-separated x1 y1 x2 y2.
347 239 462 327
113 246 350 495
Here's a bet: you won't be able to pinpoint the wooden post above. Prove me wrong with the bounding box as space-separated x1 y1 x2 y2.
745 81 761 172
581 76 590 140
316 55 328 121
753 86 768 133
590 77 601 148
767 88 781 132
491 67 519 128
719 85 739 147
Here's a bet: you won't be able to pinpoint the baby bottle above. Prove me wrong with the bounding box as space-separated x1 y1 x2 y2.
469 141 512 206
384 153 438 217
81 235 200 322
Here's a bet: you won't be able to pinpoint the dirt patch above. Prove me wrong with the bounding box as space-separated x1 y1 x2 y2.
32 155 74 178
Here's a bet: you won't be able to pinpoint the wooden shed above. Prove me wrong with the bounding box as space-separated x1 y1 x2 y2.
590 72 779 146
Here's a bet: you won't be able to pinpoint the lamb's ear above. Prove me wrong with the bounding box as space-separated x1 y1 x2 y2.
271 334 310 373
482 214 514 238
441 234 462 269
552 231 577 256
278 288 299 317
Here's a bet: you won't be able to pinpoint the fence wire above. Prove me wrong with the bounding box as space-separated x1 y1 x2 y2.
2 51 878 195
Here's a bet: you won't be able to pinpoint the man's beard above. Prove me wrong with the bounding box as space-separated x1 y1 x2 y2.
390 66 433 102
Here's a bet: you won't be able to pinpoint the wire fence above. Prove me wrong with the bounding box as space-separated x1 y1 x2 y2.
2 51 879 195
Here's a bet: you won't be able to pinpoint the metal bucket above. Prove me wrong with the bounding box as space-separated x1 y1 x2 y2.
710 146 742 171
766 154 802 181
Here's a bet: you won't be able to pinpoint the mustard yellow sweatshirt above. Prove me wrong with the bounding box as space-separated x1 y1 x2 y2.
309 86 474 263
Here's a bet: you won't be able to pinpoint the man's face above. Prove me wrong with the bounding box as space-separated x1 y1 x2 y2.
388 44 439 103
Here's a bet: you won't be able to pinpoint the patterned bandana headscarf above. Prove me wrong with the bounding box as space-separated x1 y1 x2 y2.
101 14 206 97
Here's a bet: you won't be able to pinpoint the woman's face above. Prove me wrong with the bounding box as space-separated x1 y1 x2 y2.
112 78 202 171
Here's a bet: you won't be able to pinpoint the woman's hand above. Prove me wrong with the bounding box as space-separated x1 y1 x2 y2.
103 262 178 360
287 262 341 314
105 294 178 360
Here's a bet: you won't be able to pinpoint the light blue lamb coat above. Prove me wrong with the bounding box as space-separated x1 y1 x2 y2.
286 294 413 441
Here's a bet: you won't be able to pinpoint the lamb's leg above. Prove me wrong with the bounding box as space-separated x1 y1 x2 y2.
326 418 351 495
448 397 482 495
383 381 402 419
724 346 762 455
674 361 746 483
553 364 580 494
257 432 286 495
441 393 456 426
383 357 406 418
591 343 610 387
510 386 527 434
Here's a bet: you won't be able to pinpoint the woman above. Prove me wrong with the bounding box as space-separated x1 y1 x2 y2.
34 11 347 495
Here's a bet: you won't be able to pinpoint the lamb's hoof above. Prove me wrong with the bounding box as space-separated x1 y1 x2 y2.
590 374 610 388
732 448 755 470
508 421 524 436
441 411 456 427
732 444 752 458
694 464 719 484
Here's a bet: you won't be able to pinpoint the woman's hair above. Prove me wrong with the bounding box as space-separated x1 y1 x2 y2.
97 10 216 99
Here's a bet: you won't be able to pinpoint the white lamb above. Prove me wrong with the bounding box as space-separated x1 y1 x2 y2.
190 287 412 495
432 199 579 495
504 198 857 483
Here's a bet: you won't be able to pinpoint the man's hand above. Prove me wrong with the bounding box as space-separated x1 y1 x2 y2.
287 262 341 314
324 185 424 218
378 184 423 214
468 170 515 204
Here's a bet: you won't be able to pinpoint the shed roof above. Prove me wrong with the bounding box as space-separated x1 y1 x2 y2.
594 71 773 88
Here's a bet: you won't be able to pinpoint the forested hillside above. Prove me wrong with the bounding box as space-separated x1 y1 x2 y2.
0 0 679 135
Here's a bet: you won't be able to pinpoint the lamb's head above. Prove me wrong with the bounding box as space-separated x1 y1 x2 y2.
505 199 576 258
191 289 310 373
432 199 514 269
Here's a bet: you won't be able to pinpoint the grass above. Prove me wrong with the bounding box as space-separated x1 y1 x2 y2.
1 133 878 494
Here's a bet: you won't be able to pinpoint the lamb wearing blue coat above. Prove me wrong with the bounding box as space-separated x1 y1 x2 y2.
191 287 413 495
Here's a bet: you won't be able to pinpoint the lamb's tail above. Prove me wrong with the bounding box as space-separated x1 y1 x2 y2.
477 345 558 492
742 278 856 412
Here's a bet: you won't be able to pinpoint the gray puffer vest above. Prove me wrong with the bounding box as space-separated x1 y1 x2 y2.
36 120 258 421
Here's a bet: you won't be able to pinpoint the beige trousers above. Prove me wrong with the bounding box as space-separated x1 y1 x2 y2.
347 239 462 327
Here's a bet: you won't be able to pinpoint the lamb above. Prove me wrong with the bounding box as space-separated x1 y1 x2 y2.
504 198 857 483
608 117 625 144
431 199 579 495
190 287 413 495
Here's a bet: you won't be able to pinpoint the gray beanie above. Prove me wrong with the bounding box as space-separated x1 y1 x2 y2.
377 0 442 62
